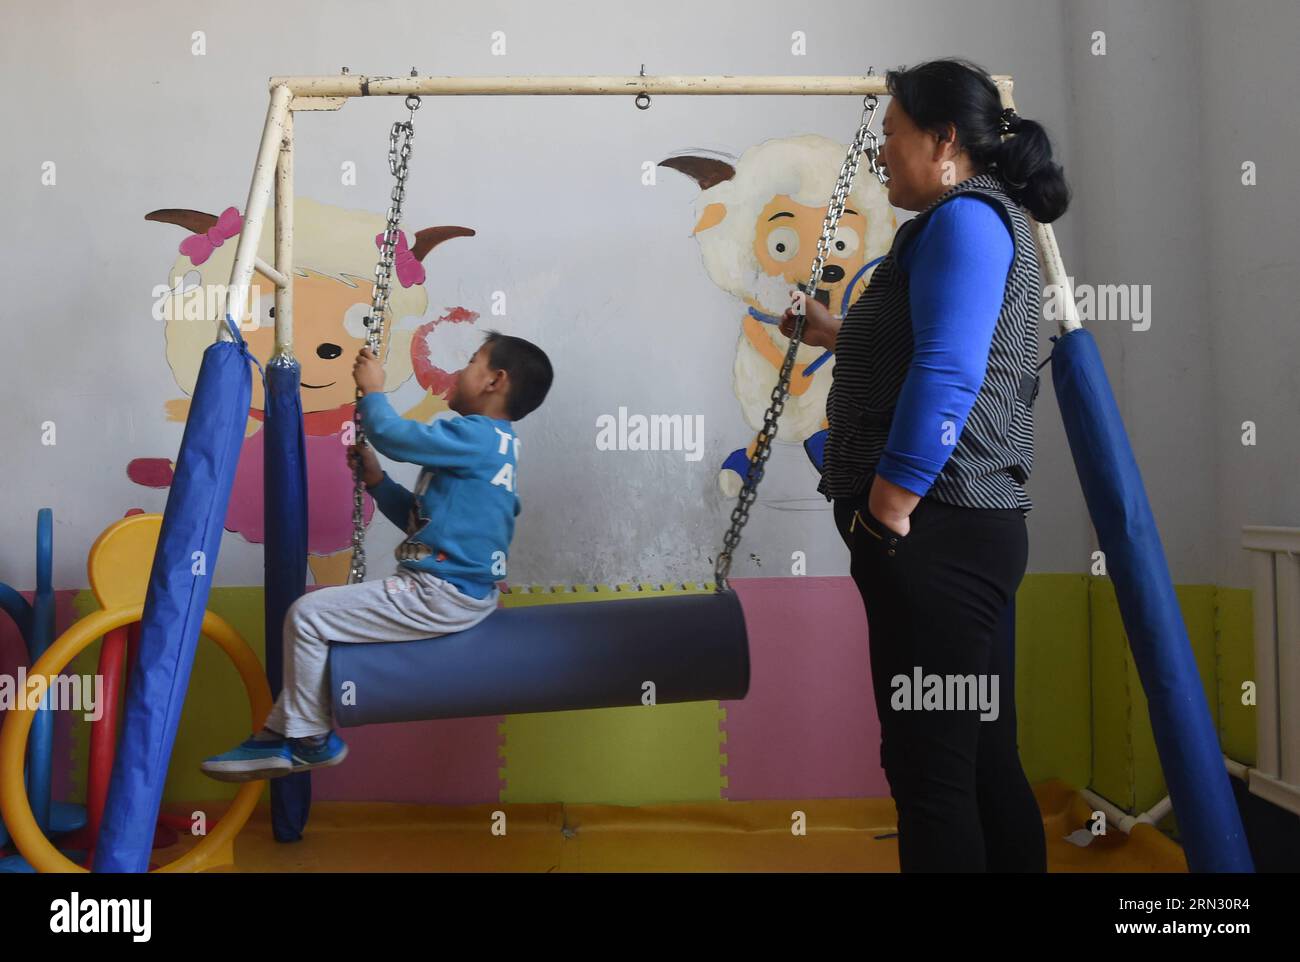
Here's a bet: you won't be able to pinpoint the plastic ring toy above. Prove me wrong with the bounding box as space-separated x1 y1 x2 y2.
0 604 272 873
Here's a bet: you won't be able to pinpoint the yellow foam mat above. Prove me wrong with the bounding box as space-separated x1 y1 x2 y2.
148 781 1184 872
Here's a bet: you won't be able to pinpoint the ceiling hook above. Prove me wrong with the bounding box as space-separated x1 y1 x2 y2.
635 63 651 110
404 66 422 113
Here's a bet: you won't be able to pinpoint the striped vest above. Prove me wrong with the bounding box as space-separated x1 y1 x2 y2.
817 172 1040 511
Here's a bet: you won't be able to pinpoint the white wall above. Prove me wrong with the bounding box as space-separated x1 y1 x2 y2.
1061 0 1300 588
1061 0 1220 583
6 0 1287 593
1194 0 1300 588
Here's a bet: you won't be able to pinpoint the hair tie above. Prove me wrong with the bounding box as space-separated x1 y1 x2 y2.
999 107 1022 134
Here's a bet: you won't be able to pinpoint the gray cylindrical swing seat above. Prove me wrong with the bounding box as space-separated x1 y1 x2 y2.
329 588 750 726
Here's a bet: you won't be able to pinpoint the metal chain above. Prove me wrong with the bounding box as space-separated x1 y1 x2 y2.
349 94 422 584
713 91 887 592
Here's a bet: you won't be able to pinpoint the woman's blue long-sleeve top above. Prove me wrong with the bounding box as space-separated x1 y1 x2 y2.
872 195 1015 498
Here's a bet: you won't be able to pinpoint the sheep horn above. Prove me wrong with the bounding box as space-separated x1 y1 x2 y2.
145 209 218 233
411 226 476 261
658 156 736 190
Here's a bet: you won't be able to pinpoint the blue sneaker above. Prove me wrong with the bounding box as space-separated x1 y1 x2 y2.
201 736 293 782
289 731 349 773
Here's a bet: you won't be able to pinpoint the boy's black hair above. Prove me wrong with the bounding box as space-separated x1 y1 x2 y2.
482 330 553 421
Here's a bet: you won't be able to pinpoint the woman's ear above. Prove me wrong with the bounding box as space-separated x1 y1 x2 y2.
932 122 959 160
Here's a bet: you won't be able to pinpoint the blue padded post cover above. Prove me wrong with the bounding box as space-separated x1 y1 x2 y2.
263 358 312 842
94 339 253 873
330 589 750 725
1052 327 1252 872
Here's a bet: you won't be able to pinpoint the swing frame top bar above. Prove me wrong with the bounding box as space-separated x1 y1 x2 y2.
266 72 1014 98
220 68 1076 592
222 71 1077 355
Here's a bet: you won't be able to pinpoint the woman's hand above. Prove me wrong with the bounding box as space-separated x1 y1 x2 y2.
868 475 919 538
347 443 383 489
779 291 841 350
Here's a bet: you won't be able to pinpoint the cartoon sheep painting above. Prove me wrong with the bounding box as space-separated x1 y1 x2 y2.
661 134 896 496
132 197 478 585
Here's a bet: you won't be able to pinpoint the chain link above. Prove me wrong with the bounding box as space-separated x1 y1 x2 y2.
349 95 421 584
713 93 887 591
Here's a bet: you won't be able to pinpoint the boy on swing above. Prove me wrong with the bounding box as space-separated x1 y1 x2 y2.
202 330 554 781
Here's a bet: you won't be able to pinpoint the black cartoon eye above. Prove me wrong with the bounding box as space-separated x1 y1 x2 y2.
317 343 343 359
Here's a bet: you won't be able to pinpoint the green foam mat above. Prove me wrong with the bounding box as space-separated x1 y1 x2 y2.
1015 574 1092 789
1215 586 1256 766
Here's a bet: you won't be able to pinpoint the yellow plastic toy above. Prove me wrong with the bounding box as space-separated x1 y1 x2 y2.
0 513 272 873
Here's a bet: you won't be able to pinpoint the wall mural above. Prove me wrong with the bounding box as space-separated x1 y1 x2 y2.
124 138 892 584
661 134 896 497
129 198 479 586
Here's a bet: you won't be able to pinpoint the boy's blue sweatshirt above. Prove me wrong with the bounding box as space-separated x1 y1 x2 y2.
357 392 520 599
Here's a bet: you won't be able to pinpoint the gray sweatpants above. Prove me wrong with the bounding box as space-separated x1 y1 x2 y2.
263 568 500 738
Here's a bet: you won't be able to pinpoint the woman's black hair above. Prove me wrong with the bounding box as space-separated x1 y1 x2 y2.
885 58 1070 223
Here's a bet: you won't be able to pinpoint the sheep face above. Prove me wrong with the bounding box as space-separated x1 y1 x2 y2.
150 198 474 411
234 268 393 412
750 193 869 315
664 134 896 325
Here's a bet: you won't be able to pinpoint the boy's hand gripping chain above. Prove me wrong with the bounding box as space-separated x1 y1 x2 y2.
349 95 421 584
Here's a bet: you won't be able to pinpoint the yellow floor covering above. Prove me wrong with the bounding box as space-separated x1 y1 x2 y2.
150 781 1185 872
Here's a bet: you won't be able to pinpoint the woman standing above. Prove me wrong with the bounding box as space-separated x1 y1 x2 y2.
782 59 1070 872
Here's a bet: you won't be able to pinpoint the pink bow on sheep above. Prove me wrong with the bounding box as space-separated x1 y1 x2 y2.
376 230 427 288
179 206 243 265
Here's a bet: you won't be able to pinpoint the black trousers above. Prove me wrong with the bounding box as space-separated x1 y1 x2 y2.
833 490 1046 873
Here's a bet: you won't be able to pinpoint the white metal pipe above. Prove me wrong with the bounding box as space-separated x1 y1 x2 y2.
999 87 1081 336
1223 754 1250 780
1083 757 1252 838
1028 222 1082 335
254 257 288 290
268 73 990 98
247 73 1081 353
1078 787 1171 835
221 83 293 340
1078 788 1134 833
274 108 294 356
1135 795 1174 826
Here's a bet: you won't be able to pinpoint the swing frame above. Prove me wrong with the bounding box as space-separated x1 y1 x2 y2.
220 71 1082 361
